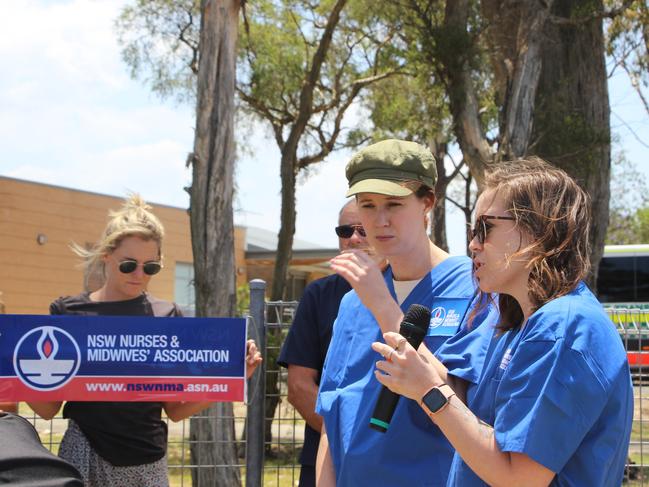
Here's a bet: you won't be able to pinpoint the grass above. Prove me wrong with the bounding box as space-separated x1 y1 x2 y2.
31 428 299 487
166 440 301 487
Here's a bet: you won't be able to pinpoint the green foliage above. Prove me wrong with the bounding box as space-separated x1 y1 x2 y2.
605 0 649 114
115 0 200 105
238 0 403 156
637 207 649 243
608 205 649 245
235 284 250 317
606 152 649 244
354 1 496 147
533 87 610 175
363 73 449 144
239 2 306 112
116 0 405 158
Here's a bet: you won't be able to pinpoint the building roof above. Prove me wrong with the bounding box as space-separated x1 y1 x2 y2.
244 226 328 252
243 225 338 260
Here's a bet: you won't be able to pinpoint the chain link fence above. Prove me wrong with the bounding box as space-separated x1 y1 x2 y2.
608 306 649 485
19 281 303 487
17 288 649 486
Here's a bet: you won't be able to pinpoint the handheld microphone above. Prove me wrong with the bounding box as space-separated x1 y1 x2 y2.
369 303 431 433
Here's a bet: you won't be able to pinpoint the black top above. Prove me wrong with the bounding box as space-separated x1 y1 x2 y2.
0 412 83 486
50 292 182 467
277 274 351 467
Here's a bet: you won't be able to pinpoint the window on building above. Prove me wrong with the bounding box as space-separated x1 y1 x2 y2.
286 272 308 301
175 262 196 315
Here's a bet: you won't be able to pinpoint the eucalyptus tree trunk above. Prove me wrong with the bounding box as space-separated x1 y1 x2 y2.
431 143 450 251
436 0 551 188
270 152 298 302
269 0 349 302
533 0 611 287
187 0 240 485
265 0 348 450
481 0 553 160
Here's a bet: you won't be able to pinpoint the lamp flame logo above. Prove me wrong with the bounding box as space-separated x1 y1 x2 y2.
13 326 81 390
429 307 447 329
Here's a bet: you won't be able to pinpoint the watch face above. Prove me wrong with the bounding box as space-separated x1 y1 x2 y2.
423 387 447 413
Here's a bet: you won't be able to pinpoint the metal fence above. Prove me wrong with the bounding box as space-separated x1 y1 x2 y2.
21 279 303 487
19 288 649 486
608 306 649 485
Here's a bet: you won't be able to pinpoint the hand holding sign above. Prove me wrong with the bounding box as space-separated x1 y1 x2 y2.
245 339 262 379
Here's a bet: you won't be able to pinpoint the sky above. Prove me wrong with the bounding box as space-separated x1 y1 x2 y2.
2 0 648 255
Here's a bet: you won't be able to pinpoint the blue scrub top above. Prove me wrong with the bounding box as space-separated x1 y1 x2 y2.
316 256 497 487
439 282 633 486
277 273 351 467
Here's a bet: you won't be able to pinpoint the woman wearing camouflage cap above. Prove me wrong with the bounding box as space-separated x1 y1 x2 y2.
315 139 496 486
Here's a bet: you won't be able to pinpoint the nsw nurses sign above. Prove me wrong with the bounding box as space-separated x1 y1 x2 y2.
0 315 248 402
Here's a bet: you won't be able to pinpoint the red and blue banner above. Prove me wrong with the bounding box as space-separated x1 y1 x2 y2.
0 314 248 402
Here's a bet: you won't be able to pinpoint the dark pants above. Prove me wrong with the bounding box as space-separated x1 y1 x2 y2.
299 464 316 487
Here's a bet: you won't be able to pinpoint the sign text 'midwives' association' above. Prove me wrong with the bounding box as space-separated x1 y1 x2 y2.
86 333 230 363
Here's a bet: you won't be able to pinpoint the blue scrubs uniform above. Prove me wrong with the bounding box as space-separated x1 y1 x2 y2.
316 256 496 487
439 282 634 486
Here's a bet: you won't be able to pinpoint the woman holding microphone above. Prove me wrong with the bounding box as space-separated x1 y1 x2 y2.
372 159 633 486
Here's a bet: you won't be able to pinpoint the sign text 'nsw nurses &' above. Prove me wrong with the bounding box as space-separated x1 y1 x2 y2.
0 315 248 402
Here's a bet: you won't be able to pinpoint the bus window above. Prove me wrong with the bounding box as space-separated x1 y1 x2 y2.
637 256 649 301
597 256 635 302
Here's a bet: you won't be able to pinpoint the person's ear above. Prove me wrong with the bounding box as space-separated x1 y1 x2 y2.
423 193 435 214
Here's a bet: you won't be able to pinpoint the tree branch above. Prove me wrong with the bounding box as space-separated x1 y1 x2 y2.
549 0 634 25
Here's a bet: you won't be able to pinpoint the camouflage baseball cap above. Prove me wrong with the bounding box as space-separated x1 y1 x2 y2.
345 139 437 197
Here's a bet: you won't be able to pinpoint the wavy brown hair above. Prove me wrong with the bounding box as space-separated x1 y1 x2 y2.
474 158 591 332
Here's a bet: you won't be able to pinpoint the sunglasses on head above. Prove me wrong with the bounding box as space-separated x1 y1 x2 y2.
335 224 366 239
118 260 163 276
469 215 515 244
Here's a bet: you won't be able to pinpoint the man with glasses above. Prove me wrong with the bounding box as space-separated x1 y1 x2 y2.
278 200 383 487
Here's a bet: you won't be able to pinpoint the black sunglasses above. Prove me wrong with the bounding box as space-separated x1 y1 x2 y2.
469 215 515 244
335 224 366 239
118 259 163 276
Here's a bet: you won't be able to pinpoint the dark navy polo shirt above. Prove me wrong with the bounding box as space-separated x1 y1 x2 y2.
277 273 351 467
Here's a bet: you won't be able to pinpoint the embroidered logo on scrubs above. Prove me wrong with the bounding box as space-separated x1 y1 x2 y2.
429 307 461 329
430 307 447 328
425 298 471 337
499 348 513 370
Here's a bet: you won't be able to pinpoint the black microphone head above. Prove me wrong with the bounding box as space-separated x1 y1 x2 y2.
403 304 431 333
397 304 431 349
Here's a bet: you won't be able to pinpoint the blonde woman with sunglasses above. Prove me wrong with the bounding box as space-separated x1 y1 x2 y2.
28 194 261 487
372 159 633 486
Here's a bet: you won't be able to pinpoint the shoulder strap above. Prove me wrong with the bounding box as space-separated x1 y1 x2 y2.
148 296 182 317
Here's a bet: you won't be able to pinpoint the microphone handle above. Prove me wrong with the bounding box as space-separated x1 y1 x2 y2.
369 323 427 433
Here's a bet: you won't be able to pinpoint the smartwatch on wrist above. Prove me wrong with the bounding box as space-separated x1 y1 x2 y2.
420 383 455 419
